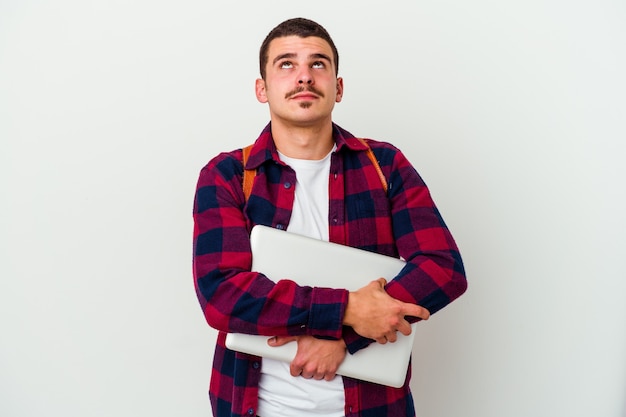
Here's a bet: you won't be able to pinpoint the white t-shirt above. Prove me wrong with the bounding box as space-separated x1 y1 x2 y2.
257 146 345 417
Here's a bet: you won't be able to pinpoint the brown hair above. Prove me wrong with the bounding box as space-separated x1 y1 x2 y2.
259 17 339 79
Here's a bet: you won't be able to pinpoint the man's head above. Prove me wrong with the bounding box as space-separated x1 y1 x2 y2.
259 18 339 80
255 18 344 131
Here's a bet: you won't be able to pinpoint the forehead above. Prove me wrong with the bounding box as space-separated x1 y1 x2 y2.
267 35 334 62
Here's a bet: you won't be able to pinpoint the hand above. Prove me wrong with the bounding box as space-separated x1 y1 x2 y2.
268 335 347 381
343 278 430 344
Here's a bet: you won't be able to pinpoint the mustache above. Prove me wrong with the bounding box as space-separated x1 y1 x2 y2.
285 85 325 99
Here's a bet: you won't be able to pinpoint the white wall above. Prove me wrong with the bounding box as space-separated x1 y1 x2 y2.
1 1 624 416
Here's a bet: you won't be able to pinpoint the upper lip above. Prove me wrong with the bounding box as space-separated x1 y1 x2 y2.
287 86 323 99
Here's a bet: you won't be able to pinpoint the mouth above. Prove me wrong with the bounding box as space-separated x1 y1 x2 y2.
286 86 324 100
291 93 318 100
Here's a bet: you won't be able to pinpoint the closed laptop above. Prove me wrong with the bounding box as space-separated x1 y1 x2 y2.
225 225 416 388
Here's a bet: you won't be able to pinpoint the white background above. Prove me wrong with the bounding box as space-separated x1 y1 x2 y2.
1 1 625 416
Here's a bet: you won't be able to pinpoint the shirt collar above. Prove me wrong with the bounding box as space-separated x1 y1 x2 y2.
244 122 367 170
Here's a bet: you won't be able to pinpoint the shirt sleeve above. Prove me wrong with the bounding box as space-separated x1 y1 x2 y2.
385 148 467 313
342 143 468 354
193 151 349 340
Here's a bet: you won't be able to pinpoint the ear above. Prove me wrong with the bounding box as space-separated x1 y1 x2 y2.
335 77 344 103
255 78 268 103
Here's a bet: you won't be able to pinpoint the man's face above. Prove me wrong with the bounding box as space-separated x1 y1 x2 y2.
256 36 343 128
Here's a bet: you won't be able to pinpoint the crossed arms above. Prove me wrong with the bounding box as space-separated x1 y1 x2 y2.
193 141 466 382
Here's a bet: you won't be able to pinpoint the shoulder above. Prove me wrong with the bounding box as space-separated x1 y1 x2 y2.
357 138 427 192
358 137 400 153
356 138 408 169
196 148 245 189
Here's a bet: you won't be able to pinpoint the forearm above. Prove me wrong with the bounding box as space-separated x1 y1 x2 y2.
385 151 467 315
193 157 348 338
386 251 466 316
196 261 348 338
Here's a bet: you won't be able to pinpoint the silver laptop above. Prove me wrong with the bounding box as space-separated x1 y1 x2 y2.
225 225 416 388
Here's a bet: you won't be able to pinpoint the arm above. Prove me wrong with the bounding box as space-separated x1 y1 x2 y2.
384 147 467 313
193 151 348 339
269 276 430 379
340 142 467 353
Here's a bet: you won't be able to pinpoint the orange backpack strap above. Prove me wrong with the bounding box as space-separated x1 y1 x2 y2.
241 139 387 202
242 144 255 202
357 138 388 193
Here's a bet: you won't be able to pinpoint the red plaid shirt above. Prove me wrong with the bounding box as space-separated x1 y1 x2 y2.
193 123 467 417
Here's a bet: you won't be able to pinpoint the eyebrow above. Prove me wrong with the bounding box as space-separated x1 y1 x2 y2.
272 52 332 66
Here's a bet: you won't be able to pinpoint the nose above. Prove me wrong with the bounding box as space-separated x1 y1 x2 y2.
297 68 313 85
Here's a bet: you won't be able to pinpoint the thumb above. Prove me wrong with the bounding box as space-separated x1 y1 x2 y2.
267 335 298 347
374 277 387 288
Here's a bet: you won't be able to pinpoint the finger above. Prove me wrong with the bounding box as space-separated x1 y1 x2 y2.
396 319 413 336
289 362 303 377
301 363 318 379
375 336 388 344
401 303 430 321
376 277 387 288
268 335 298 346
385 331 398 343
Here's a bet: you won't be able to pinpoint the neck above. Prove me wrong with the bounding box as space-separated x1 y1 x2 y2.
271 121 335 160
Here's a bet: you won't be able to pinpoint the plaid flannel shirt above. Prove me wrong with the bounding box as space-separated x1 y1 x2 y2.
193 123 467 417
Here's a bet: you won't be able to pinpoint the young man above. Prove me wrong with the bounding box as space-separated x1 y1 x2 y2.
193 18 467 417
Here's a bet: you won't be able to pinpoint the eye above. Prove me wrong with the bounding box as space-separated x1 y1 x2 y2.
311 61 326 69
280 61 293 69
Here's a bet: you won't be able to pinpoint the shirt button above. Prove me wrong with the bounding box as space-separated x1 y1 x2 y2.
284 181 292 189
247 408 254 415
252 361 260 369
276 224 284 230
